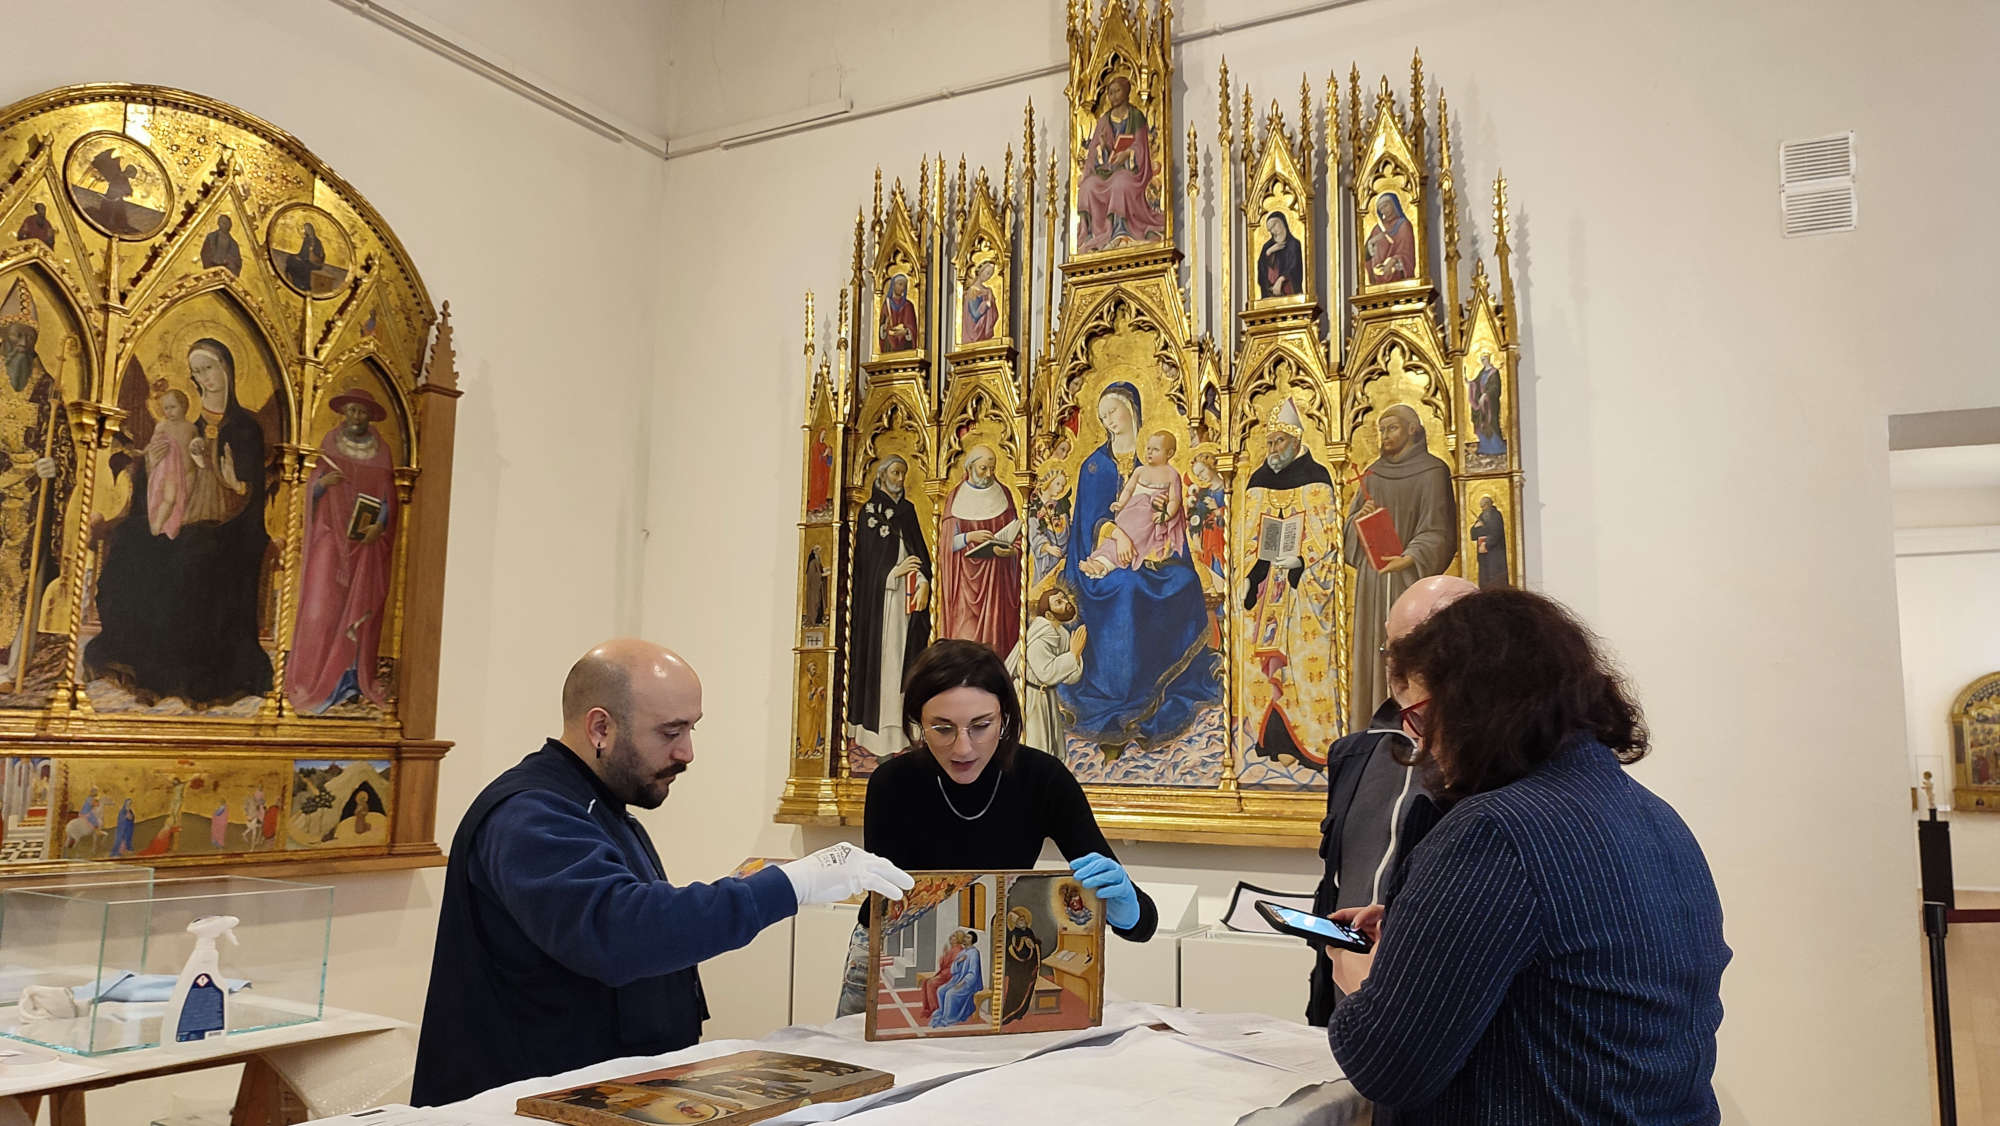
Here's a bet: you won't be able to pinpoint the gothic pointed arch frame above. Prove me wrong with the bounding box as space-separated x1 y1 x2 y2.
781 5 1528 846
0 85 461 875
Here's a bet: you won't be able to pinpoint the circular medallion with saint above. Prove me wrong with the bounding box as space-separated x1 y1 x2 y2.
63 131 174 240
265 203 355 298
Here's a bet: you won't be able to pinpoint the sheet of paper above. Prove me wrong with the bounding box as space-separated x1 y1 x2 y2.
448 1004 1165 1123
1219 882 1316 934
301 1106 491 1126
796 1026 1323 1126
1139 1006 1347 1079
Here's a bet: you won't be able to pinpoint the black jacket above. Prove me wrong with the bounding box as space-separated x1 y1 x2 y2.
1305 700 1441 1026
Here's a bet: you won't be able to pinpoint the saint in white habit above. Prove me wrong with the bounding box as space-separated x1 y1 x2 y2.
845 455 932 762
1006 585 1085 753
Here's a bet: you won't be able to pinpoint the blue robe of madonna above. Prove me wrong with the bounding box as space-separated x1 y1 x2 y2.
932 945 984 1027
1059 439 1221 745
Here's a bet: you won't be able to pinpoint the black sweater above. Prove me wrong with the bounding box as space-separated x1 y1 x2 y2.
859 744 1158 941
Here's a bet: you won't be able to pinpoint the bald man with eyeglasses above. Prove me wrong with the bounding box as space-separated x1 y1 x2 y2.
1306 575 1477 1025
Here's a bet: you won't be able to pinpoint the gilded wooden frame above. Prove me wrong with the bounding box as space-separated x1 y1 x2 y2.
779 6 1528 847
0 85 458 875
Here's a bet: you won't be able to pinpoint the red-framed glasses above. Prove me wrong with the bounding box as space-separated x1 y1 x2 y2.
1399 698 1431 740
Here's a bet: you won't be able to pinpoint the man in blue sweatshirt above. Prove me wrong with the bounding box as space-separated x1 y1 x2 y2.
413 640 911 1106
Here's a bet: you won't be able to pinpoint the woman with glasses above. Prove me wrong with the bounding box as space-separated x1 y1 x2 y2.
1323 589 1729 1124
834 638 1157 1017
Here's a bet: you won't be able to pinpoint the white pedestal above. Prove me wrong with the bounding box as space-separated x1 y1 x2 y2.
789 902 863 1026
1102 879 1197 1006
1177 926 1316 1023
699 915 794 1040
1105 926 1193 1006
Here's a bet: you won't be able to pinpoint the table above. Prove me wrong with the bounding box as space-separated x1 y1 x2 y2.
305 1004 1368 1126
1 1006 414 1126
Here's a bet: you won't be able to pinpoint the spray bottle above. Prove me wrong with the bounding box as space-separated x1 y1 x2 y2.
162 915 239 1047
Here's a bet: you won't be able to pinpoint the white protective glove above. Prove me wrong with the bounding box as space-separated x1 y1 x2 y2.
779 843 914 907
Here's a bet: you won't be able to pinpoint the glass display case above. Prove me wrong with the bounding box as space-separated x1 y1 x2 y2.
0 875 331 1055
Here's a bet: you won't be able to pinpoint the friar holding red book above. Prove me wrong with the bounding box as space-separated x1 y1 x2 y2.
1342 403 1457 726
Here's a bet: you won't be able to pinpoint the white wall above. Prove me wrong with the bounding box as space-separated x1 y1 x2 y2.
651 0 2000 1121
4 0 663 1116
396 0 671 136
3 0 1989 1119
1895 533 2000 889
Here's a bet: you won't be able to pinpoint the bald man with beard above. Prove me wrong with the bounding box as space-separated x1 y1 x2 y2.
414 641 911 1105
1306 576 1477 1026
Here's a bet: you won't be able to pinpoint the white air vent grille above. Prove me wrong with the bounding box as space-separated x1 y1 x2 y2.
1779 132 1856 238
1783 186 1857 238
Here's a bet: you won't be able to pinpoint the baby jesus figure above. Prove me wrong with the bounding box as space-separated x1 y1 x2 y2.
144 388 197 539
1080 429 1186 579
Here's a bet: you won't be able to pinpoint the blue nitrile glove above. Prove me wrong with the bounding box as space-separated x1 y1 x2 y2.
1070 852 1140 931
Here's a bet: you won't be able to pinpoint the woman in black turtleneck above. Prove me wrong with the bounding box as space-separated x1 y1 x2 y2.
834 638 1157 1017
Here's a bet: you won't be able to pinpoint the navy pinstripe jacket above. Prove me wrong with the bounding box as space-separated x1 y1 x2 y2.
1328 738 1729 1124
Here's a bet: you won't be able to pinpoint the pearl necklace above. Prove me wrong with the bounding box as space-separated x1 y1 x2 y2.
936 770 1002 821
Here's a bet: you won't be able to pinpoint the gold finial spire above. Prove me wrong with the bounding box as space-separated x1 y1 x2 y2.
1217 58 1235 361
1325 70 1339 183
804 290 815 360
1348 65 1363 172
1186 121 1199 198
1042 151 1057 353
1003 143 1015 213
1218 58 1232 139
1410 49 1426 146
1494 170 1516 340
836 285 849 353
1299 74 1314 172
1439 88 1461 350
1240 84 1254 169
1024 98 1037 172
871 169 883 237
1186 119 1200 337
956 155 968 227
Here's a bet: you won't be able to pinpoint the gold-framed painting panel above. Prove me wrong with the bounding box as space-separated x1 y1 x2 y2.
1245 124 1315 309
864 868 1104 1041
953 178 1012 353
779 40 1535 849
0 752 58 863
1457 296 1515 477
63 130 173 242
1951 671 2000 812
1037 290 1227 788
1459 475 1520 592
285 757 392 850
871 188 928 362
932 382 1027 703
0 85 450 878
840 383 936 780
0 261 92 712
1229 370 1343 790
53 754 291 861
1066 0 1174 261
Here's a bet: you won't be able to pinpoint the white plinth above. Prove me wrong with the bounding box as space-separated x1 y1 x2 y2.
1177 926 1316 1023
